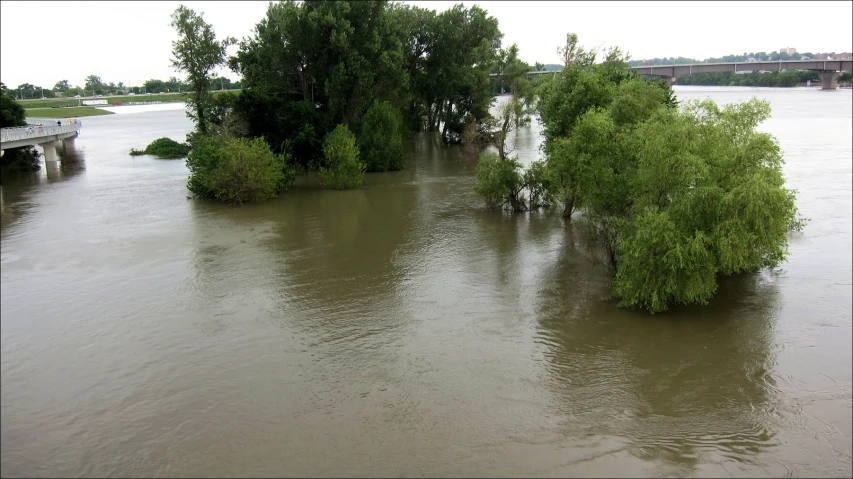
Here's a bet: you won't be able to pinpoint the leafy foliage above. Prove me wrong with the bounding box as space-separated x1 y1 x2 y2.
230 0 504 165
523 160 556 208
534 34 803 313
474 152 524 211
359 100 406 172
186 136 294 204
320 124 364 189
170 5 236 134
1 90 26 128
130 137 191 159
0 147 41 173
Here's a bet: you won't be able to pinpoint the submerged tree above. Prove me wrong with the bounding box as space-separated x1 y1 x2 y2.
533 34 803 313
170 4 235 135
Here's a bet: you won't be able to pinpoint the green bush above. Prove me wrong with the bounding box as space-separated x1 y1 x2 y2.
523 160 555 208
131 137 191 159
473 152 525 211
186 135 294 204
0 146 41 173
320 124 364 189
359 100 406 172
1 93 26 128
148 138 189 158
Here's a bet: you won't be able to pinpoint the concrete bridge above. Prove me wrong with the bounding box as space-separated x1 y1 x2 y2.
632 59 852 89
1 119 82 162
491 59 852 90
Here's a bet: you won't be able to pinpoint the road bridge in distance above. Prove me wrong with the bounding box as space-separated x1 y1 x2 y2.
491 59 852 90
631 59 851 89
1 119 82 162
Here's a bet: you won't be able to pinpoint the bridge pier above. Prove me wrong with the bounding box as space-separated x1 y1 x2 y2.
44 160 60 180
820 71 840 90
39 140 60 163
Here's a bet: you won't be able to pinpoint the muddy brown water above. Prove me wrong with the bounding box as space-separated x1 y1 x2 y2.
1 87 850 477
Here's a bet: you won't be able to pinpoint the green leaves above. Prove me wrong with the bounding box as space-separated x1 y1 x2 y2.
320 124 365 189
359 100 406 172
170 4 235 134
473 153 525 211
186 136 293 204
613 211 718 314
537 36 803 313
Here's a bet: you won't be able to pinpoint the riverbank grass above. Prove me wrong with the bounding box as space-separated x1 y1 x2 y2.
17 90 239 109
26 107 113 118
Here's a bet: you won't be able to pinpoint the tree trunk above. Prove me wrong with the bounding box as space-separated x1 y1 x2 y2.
427 103 436 132
510 194 525 213
196 89 207 134
562 196 574 221
441 101 451 143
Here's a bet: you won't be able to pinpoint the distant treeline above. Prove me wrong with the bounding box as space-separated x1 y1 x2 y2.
676 70 821 87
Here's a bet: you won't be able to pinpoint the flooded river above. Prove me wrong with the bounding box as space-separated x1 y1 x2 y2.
1 87 851 477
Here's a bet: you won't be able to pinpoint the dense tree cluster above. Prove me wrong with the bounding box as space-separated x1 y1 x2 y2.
473 35 803 313
0 84 41 174
229 0 503 169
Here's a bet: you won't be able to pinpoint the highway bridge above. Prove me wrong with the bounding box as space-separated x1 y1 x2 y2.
491 59 852 90
1 119 82 162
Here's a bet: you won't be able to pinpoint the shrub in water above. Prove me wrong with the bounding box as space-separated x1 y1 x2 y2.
320 124 364 189
186 135 294 204
129 137 191 159
0 146 41 174
359 100 405 172
473 152 525 211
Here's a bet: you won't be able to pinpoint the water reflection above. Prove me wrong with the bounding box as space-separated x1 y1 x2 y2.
0 144 87 231
534 226 781 476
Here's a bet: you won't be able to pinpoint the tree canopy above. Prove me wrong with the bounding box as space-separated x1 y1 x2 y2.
533 34 803 313
170 4 236 134
228 0 504 168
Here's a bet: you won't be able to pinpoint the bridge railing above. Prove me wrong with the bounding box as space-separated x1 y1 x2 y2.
1 121 82 144
25 118 82 126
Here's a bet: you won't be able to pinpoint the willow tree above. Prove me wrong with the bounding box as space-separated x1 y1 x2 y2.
536 34 802 313
170 5 235 135
566 98 803 313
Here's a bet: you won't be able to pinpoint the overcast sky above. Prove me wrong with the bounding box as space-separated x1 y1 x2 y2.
1 1 851 89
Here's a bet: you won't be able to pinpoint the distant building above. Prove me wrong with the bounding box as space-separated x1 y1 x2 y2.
779 47 797 55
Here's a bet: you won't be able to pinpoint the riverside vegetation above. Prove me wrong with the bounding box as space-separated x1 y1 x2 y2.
0 83 42 174
125 2 805 314
130 137 192 159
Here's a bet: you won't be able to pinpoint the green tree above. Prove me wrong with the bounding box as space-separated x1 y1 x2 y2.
320 124 364 189
1 89 25 128
0 90 40 173
359 100 406 172
170 4 235 135
557 32 596 68
534 35 803 313
53 79 70 92
474 152 524 211
84 75 104 95
186 136 293 204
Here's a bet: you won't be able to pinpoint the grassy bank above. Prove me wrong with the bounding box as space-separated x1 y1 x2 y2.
17 90 240 109
26 107 114 118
